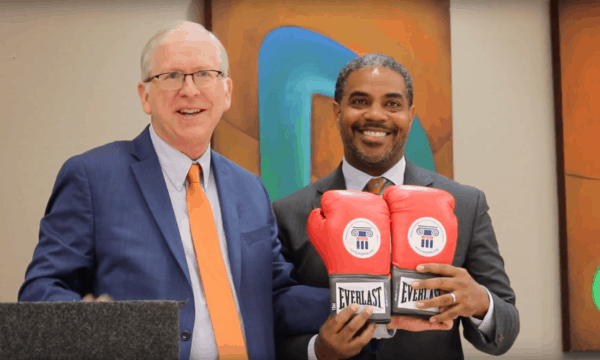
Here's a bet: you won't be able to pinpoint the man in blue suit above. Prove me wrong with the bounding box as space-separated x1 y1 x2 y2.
18 21 378 360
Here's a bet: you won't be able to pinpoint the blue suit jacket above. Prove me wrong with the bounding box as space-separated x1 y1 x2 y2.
19 127 330 360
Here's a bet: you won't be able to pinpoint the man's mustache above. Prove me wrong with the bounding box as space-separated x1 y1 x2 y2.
352 121 397 133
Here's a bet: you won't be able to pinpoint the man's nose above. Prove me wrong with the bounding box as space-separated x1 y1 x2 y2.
179 74 201 95
364 104 386 121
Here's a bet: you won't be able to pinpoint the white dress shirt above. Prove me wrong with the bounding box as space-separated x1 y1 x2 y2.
149 125 246 360
342 156 407 192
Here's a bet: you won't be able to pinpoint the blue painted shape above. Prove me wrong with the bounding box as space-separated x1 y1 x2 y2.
258 26 435 201
406 115 435 172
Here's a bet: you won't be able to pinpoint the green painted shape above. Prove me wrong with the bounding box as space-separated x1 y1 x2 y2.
593 265 600 312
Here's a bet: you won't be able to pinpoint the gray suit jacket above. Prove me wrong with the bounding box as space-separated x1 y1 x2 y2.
272 160 519 360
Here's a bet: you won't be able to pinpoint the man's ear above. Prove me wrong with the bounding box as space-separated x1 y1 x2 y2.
333 101 341 122
137 82 152 115
223 77 233 111
407 103 416 131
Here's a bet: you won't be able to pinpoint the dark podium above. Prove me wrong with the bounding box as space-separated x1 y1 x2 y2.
0 300 185 360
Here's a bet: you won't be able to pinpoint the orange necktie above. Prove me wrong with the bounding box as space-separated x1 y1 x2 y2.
186 164 248 360
364 177 389 196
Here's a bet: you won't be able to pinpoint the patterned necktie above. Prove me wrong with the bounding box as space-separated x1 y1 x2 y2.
187 164 248 360
364 177 389 196
363 176 396 340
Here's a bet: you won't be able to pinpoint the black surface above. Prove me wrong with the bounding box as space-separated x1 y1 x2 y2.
0 300 185 360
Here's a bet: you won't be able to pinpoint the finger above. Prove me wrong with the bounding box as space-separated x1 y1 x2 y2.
387 315 409 330
82 293 96 302
340 306 373 339
416 292 457 310
349 322 377 349
386 315 453 332
438 319 454 330
412 277 456 291
431 306 456 330
96 294 113 302
424 319 454 330
430 305 462 323
387 315 432 332
328 303 360 333
425 317 454 330
416 263 460 277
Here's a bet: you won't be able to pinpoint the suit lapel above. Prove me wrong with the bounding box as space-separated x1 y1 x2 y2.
314 160 431 195
130 127 191 285
210 151 243 294
312 164 346 209
403 160 434 187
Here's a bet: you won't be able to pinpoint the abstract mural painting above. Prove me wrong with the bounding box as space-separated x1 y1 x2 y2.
208 0 452 201
553 0 600 351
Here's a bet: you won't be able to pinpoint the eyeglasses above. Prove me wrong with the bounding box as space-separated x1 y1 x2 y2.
143 70 223 90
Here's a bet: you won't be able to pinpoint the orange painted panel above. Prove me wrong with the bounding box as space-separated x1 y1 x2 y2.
560 1 600 179
311 94 343 180
558 0 600 350
210 0 452 180
564 175 600 350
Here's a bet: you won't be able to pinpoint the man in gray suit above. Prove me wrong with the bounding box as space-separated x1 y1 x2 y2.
272 53 519 360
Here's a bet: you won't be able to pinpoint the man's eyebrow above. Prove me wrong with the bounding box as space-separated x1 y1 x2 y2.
347 91 404 99
384 93 404 99
348 91 370 98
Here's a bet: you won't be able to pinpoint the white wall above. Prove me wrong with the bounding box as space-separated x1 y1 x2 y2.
1 0 599 358
451 0 598 359
0 0 202 300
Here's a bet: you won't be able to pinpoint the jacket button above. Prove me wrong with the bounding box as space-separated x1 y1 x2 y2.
181 331 190 341
498 334 504 342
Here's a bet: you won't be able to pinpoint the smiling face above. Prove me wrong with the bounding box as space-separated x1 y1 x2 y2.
137 23 232 159
334 67 415 176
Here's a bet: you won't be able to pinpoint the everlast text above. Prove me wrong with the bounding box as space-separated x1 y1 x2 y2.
400 282 440 303
338 286 383 310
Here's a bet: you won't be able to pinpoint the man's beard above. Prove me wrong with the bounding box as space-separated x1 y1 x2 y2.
340 128 407 167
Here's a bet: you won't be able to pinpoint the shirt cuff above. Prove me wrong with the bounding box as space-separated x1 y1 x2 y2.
373 324 396 339
469 286 495 339
308 334 319 360
307 325 395 359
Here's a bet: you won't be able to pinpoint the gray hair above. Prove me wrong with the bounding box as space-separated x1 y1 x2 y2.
334 53 413 106
140 20 229 81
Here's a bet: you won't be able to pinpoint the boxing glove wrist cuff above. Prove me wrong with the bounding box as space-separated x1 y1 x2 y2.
392 267 441 318
329 274 391 323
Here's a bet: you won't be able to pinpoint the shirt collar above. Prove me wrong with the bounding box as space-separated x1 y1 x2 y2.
342 156 406 191
149 124 211 190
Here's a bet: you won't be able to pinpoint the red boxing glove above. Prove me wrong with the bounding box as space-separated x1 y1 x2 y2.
307 190 391 323
383 185 458 318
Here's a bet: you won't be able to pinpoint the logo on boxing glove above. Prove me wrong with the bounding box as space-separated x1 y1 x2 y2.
407 217 447 257
335 281 387 314
395 276 440 312
342 219 381 258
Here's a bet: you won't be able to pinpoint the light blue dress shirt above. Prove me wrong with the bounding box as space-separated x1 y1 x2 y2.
149 125 246 360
